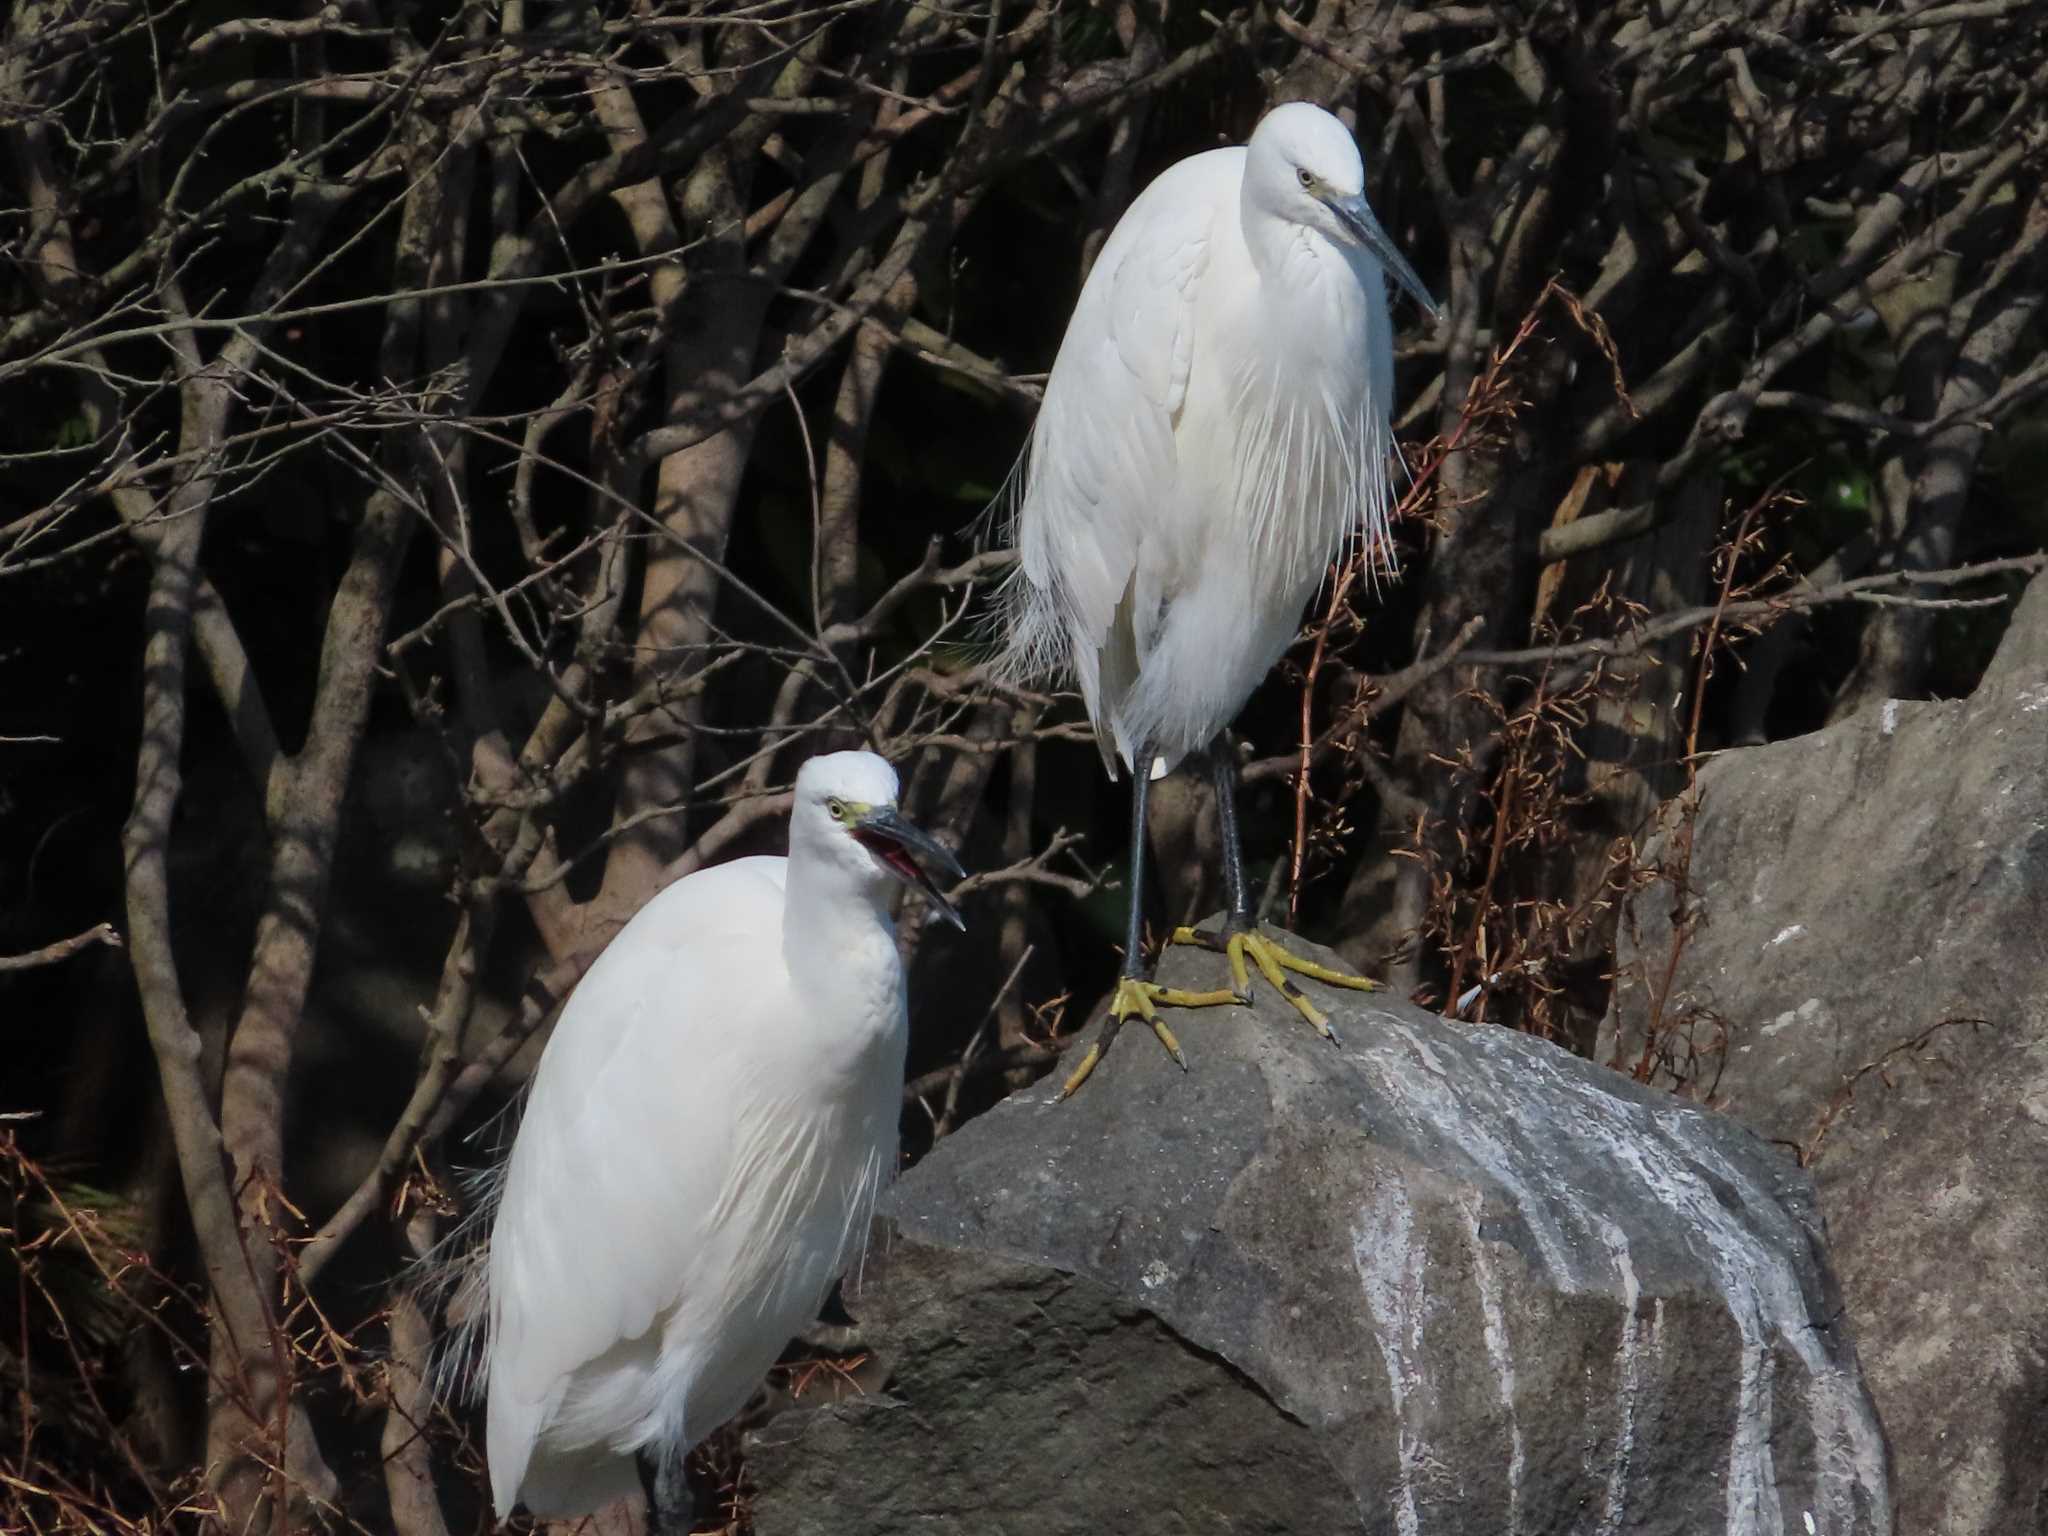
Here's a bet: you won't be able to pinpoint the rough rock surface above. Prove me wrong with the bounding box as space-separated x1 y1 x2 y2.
1604 572 2048 1535
749 936 1890 1535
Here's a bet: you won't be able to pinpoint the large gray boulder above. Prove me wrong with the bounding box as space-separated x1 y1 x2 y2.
750 935 1890 1535
1604 573 2048 1535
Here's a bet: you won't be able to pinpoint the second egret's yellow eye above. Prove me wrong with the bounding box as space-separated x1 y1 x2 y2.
827 798 847 822
1297 167 1315 188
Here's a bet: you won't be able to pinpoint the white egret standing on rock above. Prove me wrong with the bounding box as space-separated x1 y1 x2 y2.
996 102 1437 1093
472 750 963 1522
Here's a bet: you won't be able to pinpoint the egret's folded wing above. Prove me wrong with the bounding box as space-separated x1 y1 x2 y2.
1007 151 1236 687
483 857 788 1509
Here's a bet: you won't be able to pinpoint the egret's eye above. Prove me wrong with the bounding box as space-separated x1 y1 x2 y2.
1297 167 1316 189
827 798 847 823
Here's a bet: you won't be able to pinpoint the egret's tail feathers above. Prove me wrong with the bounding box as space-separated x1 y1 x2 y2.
984 555 1073 690
1093 749 1170 781
967 432 1031 551
400 1157 509 1409
1108 579 1285 772
973 441 1067 686
425 1249 494 1409
977 433 1118 705
499 1437 640 1520
1090 572 1142 774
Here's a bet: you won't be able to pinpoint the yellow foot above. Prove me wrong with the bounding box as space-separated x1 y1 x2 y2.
1168 925 1380 1045
1058 975 1238 1099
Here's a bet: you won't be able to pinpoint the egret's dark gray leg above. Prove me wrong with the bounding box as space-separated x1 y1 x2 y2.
1167 734 1381 1042
637 1446 697 1536
1059 753 1235 1098
1122 751 1156 982
1210 735 1253 927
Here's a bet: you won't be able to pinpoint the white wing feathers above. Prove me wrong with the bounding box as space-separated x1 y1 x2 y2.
483 858 790 1512
998 151 1236 773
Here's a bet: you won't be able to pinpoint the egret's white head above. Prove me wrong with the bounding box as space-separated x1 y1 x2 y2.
791 750 967 928
1246 102 1439 321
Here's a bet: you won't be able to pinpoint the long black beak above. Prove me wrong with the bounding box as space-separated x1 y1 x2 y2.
1335 194 1440 325
854 807 967 930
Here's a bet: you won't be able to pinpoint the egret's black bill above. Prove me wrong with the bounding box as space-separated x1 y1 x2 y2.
1335 195 1439 324
854 808 967 930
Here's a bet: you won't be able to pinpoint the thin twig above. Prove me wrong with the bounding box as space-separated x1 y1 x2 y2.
0 923 122 973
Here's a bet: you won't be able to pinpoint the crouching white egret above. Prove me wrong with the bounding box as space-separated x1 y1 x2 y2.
996 102 1437 1093
476 750 963 1520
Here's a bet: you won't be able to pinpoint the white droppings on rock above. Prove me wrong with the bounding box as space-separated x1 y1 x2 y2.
1342 1020 1881 1530
1401 1027 1450 1079
1658 1123 1887 1536
1452 1026 1891 1536
1140 1259 1171 1291
1594 1220 1641 1536
1379 1022 1589 1287
1465 1195 1524 1535
1512 1067 1784 1534
1353 1175 1426 1536
1764 998 1825 1037
1881 700 1901 735
1768 924 1808 949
